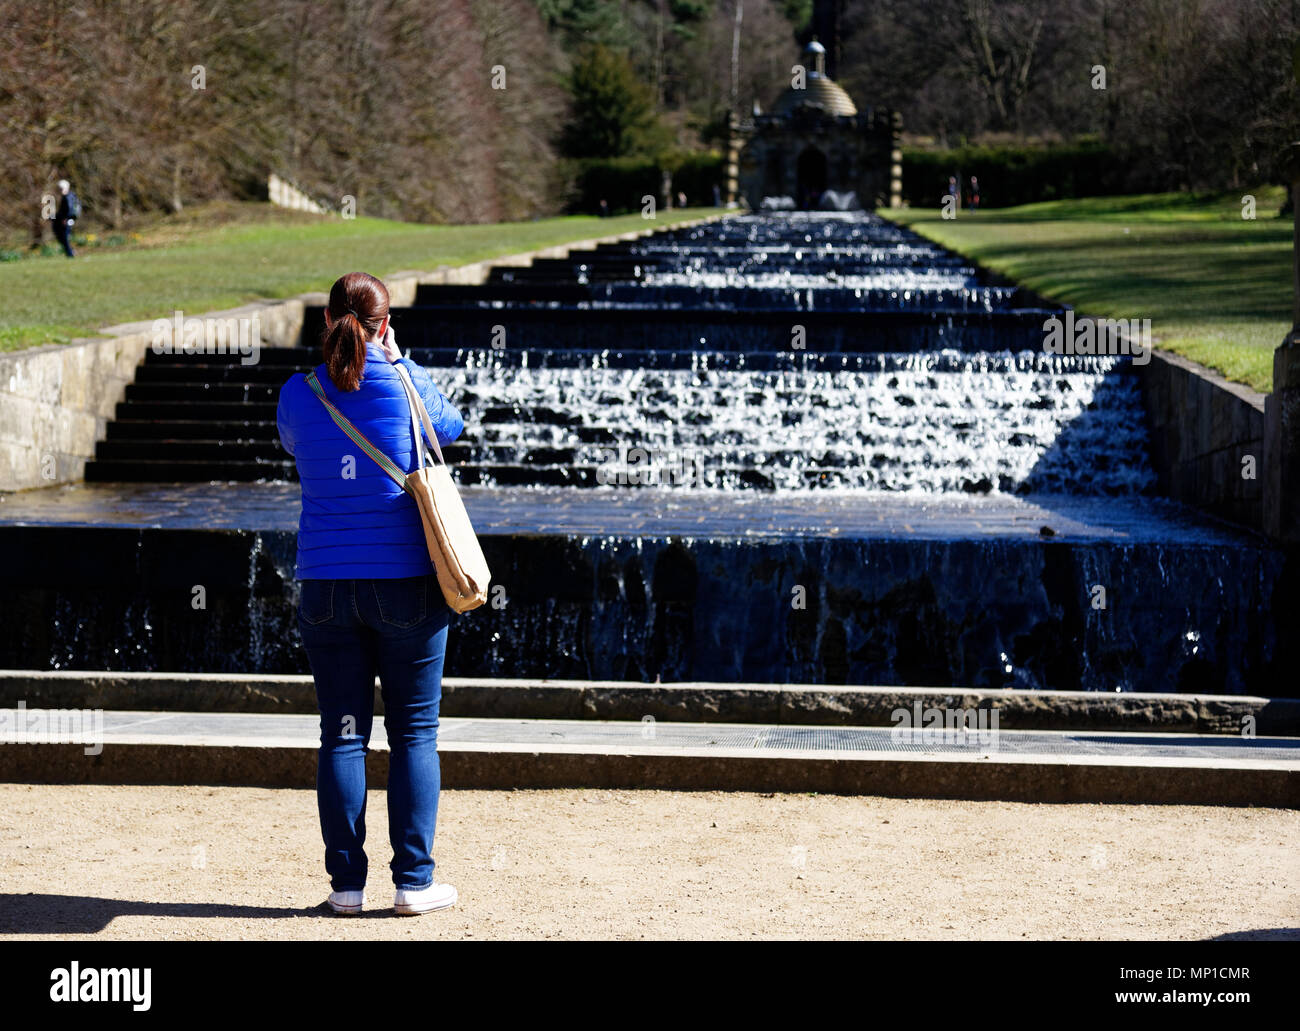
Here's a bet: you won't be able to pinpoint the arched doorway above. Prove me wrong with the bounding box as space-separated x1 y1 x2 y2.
765 149 786 196
796 147 827 208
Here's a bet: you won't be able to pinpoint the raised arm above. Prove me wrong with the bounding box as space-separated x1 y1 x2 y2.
276 378 297 456
397 357 464 448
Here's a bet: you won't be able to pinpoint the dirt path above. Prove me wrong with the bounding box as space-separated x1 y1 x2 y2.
0 784 1295 940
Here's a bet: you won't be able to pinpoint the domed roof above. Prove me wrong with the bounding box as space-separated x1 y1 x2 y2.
772 76 858 117
770 39 857 117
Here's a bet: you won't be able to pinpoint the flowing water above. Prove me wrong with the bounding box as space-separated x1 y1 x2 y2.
2 211 1283 691
415 212 1153 496
434 349 1154 494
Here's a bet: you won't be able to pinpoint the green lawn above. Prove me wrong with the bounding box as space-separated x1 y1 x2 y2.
885 188 1294 393
0 203 718 353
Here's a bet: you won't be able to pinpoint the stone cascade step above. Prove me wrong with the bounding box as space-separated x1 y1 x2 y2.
377 306 1060 354
0 485 1283 691
418 281 1032 312
86 341 1152 491
85 213 1120 489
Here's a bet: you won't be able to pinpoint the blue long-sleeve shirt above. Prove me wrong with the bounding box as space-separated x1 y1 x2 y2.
276 341 464 579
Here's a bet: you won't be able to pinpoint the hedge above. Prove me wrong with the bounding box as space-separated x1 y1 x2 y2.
570 143 1129 213
902 142 1135 208
568 152 727 214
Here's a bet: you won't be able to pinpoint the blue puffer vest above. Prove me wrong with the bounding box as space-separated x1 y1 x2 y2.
276 341 464 579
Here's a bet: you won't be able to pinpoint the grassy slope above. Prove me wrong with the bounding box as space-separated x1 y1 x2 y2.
885 188 1294 393
0 203 718 353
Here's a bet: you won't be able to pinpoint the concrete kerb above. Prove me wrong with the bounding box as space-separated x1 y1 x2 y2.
0 212 730 492
3 737 1295 805
1 670 1295 735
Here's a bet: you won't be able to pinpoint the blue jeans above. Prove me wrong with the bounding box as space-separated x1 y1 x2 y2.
296 574 449 892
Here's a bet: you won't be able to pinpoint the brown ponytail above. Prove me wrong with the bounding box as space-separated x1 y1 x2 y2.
322 271 390 391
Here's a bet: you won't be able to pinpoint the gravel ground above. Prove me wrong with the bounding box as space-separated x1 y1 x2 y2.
0 784 1295 940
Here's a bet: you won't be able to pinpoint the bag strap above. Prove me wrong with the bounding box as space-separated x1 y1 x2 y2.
396 366 428 471
393 363 448 467
304 369 417 499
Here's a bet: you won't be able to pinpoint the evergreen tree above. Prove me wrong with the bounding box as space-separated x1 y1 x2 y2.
561 45 664 158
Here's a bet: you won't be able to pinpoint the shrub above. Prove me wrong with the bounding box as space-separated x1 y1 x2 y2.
902 141 1131 208
569 152 726 214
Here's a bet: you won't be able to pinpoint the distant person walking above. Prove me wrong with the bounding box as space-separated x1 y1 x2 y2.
276 271 465 917
968 175 981 213
50 179 79 258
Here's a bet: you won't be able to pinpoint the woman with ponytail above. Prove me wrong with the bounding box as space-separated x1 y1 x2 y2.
276 271 464 917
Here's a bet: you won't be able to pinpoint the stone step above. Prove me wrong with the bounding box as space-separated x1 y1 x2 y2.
135 363 309 384
93 440 291 462
135 348 1140 376
140 346 312 365
412 283 1033 312
377 310 1062 355
105 419 279 441
3 671 1294 733
2 708 1295 803
92 438 486 464
84 455 1020 491
125 382 284 402
0 484 1281 690
84 458 297 482
115 399 279 421
450 464 1009 491
84 459 977 489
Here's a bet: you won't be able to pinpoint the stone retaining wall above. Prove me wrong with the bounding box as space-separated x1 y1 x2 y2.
1141 349 1268 532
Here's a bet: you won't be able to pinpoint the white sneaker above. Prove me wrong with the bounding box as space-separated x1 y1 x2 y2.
394 882 457 915
327 890 364 915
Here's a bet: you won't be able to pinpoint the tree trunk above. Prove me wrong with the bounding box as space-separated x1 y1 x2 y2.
730 0 743 116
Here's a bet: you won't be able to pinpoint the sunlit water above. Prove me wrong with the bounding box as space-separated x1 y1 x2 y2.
414 211 1149 494
425 348 1153 494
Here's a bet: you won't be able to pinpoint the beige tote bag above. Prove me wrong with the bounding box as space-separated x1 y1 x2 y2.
305 365 491 613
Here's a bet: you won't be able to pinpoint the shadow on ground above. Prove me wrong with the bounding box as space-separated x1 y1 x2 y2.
0 893 403 934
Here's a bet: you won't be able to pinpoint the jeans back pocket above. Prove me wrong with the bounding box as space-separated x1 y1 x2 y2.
299 579 336 625
371 576 428 629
